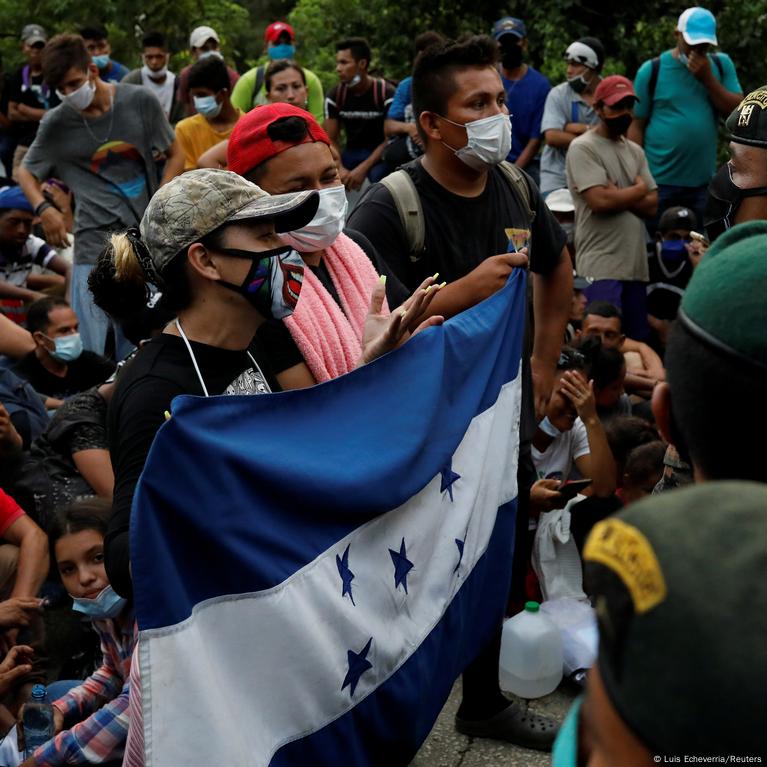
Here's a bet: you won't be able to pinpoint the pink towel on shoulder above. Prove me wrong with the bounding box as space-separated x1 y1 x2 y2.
284 233 388 382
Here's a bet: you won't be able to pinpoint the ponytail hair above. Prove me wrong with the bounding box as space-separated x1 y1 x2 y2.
89 229 192 319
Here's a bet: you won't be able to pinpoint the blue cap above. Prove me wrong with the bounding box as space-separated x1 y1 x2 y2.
0 185 33 213
492 17 527 41
677 7 717 46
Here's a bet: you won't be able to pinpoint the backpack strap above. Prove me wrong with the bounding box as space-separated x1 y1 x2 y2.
498 161 535 224
711 53 724 81
380 169 425 262
252 65 266 108
645 56 662 126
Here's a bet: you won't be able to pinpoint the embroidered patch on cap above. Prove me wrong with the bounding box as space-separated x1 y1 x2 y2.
584 518 667 614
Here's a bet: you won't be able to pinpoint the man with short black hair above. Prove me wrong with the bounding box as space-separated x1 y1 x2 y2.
324 37 395 190
349 34 572 751
12 296 114 402
567 75 657 341
540 37 603 196
79 25 129 83
176 25 239 116
173 56 241 172
16 33 180 358
122 31 184 124
6 25 60 177
493 16 550 183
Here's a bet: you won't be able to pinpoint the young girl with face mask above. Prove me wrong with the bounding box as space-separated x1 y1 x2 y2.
19 498 132 767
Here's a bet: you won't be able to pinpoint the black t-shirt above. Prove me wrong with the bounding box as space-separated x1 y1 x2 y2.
347 159 565 290
6 67 60 146
105 332 285 597
326 78 395 151
347 159 566 444
12 350 115 400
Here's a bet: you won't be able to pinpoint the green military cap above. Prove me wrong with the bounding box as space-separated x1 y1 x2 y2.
583 481 767 756
678 220 767 370
726 85 767 148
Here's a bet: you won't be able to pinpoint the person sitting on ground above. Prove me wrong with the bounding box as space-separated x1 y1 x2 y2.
18 498 135 767
619 440 665 506
78 25 129 84
227 102 412 385
554 483 766 763
0 186 71 311
170 56 242 174
579 337 632 423
231 21 324 123
581 301 664 398
604 415 659 486
532 346 617 509
0 369 49 452
647 205 699 346
565 274 590 343
0 313 34 359
11 298 115 406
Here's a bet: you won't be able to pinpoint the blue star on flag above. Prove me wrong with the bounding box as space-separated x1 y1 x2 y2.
440 461 461 502
389 537 414 594
336 544 355 605
454 538 465 574
342 637 373 696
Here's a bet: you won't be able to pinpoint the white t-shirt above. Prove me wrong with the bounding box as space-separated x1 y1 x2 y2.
532 417 590 480
141 69 176 118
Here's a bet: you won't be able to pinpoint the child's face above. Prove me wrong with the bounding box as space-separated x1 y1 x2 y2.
55 529 108 599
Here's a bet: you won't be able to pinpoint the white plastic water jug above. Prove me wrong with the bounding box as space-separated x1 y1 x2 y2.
499 600 564 698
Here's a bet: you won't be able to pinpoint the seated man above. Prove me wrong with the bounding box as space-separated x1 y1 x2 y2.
555 483 766 762
532 347 616 503
581 301 664 398
12 297 114 406
0 186 70 318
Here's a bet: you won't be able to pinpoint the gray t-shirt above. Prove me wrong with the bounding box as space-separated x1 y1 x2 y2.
566 129 656 282
23 83 175 265
540 81 598 195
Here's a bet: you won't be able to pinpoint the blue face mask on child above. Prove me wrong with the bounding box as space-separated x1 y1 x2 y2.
658 238 691 262
72 585 127 619
92 54 110 69
268 44 296 60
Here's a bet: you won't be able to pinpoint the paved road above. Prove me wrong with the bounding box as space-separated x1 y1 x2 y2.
412 680 577 766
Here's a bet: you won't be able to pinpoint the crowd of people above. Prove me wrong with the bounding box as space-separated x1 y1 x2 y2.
0 5 763 765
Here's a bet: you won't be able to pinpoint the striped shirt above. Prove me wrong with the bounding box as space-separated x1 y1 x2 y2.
35 611 136 766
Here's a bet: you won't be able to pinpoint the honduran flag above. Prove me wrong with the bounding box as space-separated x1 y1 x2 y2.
130 271 527 766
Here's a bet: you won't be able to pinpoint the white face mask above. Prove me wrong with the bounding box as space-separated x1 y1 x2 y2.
198 49 223 61
440 112 512 171
142 63 168 81
279 185 348 252
56 77 96 112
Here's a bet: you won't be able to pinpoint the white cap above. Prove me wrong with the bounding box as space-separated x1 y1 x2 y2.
189 25 220 49
677 7 718 46
546 188 575 213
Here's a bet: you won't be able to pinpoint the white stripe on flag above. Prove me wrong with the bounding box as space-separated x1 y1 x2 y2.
141 372 521 766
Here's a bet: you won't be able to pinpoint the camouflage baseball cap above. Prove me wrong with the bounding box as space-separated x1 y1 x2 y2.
139 168 319 273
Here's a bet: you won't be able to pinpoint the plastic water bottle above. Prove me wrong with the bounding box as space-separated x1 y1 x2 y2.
499 601 564 698
23 684 54 757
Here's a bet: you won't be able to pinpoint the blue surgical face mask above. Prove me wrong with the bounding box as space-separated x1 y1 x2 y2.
194 94 223 118
71 585 127 619
269 43 295 60
92 54 110 69
659 238 690 261
46 332 83 363
678 50 689 68
198 49 223 61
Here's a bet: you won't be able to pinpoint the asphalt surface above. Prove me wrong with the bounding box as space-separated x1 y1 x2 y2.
412 680 577 766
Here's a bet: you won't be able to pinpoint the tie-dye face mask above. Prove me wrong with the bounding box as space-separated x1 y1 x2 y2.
215 245 304 319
